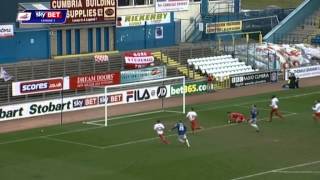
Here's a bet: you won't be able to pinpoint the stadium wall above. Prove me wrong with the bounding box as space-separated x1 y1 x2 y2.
0 28 50 62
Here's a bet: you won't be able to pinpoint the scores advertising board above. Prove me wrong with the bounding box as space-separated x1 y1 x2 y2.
12 77 70 96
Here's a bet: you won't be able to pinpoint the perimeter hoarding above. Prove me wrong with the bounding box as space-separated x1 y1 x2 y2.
0 85 170 122
285 65 320 80
69 71 120 90
12 77 70 96
230 71 278 88
50 0 116 24
121 66 167 84
170 81 211 96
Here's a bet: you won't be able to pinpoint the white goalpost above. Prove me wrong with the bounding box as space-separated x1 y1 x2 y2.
87 76 186 127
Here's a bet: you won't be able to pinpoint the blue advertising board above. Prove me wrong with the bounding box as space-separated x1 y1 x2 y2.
17 10 67 24
121 66 167 84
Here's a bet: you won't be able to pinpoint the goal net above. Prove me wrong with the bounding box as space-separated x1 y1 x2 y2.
86 76 185 127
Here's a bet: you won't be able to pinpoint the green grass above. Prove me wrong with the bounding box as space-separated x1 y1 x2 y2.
1 86 320 180
241 0 304 9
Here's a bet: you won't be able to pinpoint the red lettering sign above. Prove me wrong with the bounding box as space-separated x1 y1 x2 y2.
69 71 120 90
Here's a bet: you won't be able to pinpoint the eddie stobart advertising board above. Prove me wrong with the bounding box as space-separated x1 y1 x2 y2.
0 85 170 122
230 71 278 88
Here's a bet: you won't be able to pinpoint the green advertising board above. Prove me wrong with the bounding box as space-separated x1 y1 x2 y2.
170 81 213 96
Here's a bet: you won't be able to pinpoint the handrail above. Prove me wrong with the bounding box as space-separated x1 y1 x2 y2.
184 0 233 42
264 0 311 41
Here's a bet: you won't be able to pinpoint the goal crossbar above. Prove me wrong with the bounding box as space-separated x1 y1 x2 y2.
102 76 186 127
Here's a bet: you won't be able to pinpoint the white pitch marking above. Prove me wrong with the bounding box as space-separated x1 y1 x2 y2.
230 160 320 180
43 136 104 149
274 170 320 174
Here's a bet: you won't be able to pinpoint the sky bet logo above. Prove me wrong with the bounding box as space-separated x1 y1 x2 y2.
36 11 62 19
17 10 67 24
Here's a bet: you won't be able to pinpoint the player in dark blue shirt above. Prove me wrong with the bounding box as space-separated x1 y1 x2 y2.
172 121 190 148
249 104 260 132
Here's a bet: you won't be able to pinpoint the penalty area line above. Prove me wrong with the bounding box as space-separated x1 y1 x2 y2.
230 160 320 180
274 170 320 174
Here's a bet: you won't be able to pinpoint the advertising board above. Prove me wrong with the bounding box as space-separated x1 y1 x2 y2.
69 71 120 90
116 12 170 27
285 65 320 80
17 10 67 24
124 51 154 69
12 77 70 96
0 24 14 38
121 66 166 84
155 0 189 12
170 81 211 96
50 0 116 24
230 71 278 88
0 85 170 121
206 21 242 34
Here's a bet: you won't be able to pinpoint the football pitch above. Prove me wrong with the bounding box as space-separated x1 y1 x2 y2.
1 86 320 180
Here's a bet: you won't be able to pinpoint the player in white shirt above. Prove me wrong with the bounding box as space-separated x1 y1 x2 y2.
269 95 284 122
186 107 202 134
153 120 170 144
312 100 320 122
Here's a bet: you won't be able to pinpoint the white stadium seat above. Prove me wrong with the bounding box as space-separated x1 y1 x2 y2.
188 55 255 78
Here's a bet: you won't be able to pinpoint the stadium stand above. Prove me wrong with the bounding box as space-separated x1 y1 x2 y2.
0 45 214 105
265 0 320 44
188 55 255 78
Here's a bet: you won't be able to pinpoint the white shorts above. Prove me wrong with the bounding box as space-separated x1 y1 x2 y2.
178 134 187 141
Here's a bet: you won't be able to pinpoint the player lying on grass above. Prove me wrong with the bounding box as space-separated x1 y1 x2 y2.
154 120 170 144
172 121 190 148
227 112 247 123
186 107 202 134
269 95 284 122
312 100 320 122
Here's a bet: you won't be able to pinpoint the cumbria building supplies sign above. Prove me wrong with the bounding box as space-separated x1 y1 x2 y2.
51 0 116 24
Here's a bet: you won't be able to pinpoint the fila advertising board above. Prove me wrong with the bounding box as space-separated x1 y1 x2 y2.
12 77 70 96
17 10 67 24
121 66 167 84
116 13 170 27
51 0 116 24
0 24 14 38
155 0 189 12
206 21 242 34
285 65 320 80
0 85 170 121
